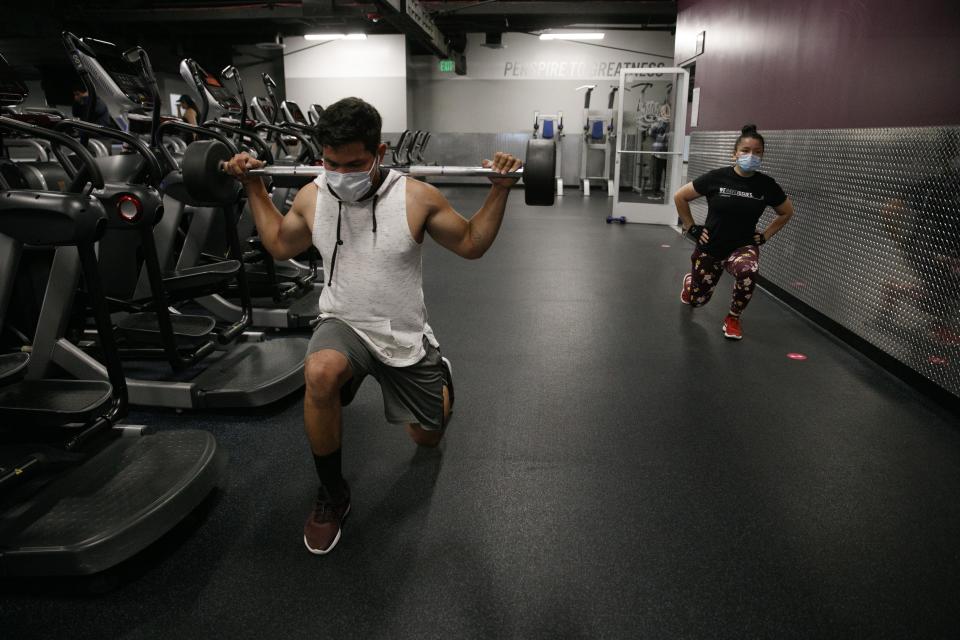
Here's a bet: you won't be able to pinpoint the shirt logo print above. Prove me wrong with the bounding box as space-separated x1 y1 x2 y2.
719 187 763 200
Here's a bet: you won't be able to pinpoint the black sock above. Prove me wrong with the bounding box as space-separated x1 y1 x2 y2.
313 448 347 501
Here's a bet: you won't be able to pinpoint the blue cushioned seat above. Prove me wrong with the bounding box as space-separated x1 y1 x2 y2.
590 120 604 140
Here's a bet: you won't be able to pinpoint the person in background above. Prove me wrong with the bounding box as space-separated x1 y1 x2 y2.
177 94 200 126
71 85 115 129
177 94 200 143
648 115 669 197
673 123 796 340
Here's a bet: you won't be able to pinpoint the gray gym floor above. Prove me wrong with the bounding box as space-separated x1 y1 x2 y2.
4 186 960 639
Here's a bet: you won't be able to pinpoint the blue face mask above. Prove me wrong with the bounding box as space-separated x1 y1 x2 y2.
736 153 762 172
325 159 378 202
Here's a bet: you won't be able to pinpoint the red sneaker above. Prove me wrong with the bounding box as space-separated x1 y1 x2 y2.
722 314 743 340
680 273 692 305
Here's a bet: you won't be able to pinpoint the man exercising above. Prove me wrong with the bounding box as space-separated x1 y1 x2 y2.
223 97 522 555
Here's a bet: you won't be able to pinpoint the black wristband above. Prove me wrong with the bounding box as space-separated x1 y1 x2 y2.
686 224 704 242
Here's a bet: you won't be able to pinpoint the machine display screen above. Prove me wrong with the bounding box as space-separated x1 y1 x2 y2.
286 101 307 124
83 39 153 107
0 54 28 104
199 67 241 113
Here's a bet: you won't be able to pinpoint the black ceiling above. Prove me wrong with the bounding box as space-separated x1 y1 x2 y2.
1 1 676 78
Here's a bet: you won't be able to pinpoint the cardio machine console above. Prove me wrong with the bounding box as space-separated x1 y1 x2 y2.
250 96 275 123
64 34 154 113
0 53 28 107
180 59 242 120
281 100 308 126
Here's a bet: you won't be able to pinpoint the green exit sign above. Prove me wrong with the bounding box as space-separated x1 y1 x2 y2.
439 59 455 72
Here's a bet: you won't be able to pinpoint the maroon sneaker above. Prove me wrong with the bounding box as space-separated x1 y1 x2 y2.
680 273 693 305
303 485 351 555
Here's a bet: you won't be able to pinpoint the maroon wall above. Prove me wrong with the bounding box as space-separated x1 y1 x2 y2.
676 0 960 131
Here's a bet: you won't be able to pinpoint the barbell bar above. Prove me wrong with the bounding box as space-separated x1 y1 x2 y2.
247 164 525 179
181 138 557 207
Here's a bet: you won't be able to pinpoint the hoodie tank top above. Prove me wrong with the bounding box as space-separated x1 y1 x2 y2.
312 169 438 366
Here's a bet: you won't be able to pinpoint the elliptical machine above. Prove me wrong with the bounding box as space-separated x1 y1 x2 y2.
307 103 323 126
0 64 224 575
178 58 323 325
57 32 309 410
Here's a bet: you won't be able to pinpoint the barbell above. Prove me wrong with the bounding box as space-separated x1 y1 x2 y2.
181 138 557 206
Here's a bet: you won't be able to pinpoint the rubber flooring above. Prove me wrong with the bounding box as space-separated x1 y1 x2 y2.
4 186 959 639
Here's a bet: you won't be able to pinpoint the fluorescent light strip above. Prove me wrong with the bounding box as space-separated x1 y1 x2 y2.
304 33 367 41
539 33 605 41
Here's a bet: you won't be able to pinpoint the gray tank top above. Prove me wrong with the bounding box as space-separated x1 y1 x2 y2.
312 169 438 366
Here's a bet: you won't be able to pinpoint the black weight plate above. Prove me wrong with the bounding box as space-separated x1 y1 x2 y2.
523 139 556 206
182 140 239 204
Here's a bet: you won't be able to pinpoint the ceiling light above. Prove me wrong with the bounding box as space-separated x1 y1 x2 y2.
539 32 605 41
304 33 367 41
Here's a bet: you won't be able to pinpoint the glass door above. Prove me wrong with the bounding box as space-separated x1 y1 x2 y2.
611 67 689 224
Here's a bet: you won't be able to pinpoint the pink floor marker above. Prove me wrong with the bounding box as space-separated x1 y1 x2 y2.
791 281 806 288
787 353 808 361
928 355 949 365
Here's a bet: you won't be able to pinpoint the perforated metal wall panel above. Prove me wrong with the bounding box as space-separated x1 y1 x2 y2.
689 128 960 397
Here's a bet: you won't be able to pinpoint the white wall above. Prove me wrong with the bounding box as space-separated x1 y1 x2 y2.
408 31 675 133
234 45 285 108
283 35 407 131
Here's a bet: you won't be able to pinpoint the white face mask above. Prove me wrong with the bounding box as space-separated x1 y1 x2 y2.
325 158 378 202
736 153 762 172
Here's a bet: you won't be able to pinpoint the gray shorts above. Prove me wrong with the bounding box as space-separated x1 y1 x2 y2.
306 317 446 430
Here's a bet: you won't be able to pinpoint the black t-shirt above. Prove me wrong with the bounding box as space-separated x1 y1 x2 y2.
691 166 787 257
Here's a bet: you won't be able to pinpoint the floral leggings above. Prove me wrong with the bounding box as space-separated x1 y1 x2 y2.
688 245 759 315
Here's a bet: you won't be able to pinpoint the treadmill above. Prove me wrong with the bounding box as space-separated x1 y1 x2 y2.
56 32 308 409
0 91 224 576
178 58 323 329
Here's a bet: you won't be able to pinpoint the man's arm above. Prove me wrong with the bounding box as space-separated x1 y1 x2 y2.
223 153 315 260
420 151 522 259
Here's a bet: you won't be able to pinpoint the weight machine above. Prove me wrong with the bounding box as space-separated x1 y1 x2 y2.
647 82 673 197
630 82 658 193
577 85 618 196
532 110 564 194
